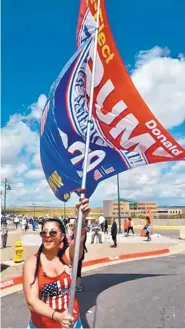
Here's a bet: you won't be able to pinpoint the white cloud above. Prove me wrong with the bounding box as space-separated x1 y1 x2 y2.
1 117 39 165
1 163 28 182
31 150 42 168
178 137 185 147
91 161 185 205
17 164 28 174
1 47 185 207
132 46 185 129
24 169 44 180
29 94 47 120
171 161 185 172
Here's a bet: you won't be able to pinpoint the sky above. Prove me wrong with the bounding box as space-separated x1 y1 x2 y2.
1 0 185 209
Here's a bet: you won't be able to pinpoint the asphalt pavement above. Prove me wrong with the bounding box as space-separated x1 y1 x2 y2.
1 252 185 328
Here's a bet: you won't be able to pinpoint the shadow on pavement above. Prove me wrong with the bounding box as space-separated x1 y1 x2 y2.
0 264 10 272
1 246 12 249
77 272 172 328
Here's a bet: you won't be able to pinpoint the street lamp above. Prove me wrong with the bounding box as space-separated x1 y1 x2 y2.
64 202 66 218
32 203 36 218
4 178 12 215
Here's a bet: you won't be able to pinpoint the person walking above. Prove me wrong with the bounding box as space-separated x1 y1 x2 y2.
23 197 90 328
32 218 37 231
1 223 9 248
100 222 104 232
125 217 135 236
111 218 117 248
91 219 102 244
104 219 108 234
21 217 27 231
144 216 152 242
14 217 20 229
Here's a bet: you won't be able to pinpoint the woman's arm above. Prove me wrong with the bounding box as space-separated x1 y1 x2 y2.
23 256 56 317
66 198 90 262
23 256 71 326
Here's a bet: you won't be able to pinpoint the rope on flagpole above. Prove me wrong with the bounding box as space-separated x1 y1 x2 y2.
68 0 101 320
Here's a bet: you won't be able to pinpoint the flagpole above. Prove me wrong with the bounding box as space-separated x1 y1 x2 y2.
4 178 7 215
117 174 121 233
68 0 101 319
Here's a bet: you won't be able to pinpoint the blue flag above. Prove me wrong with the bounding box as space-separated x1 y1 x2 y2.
40 37 148 202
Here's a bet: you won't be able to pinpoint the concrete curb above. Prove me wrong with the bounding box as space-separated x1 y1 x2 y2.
1 242 185 297
0 248 169 291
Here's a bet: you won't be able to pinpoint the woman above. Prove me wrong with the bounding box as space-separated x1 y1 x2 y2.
144 216 152 242
23 198 90 328
125 217 135 236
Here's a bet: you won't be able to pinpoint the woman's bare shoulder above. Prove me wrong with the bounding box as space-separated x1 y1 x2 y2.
23 255 37 269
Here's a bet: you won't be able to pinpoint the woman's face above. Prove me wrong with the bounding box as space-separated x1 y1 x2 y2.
40 222 63 250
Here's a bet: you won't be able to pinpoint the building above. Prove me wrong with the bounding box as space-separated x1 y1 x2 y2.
103 200 157 218
137 201 157 214
103 200 183 218
112 200 130 216
103 200 130 219
157 207 182 215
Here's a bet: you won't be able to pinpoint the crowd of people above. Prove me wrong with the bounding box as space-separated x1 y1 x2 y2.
1 212 152 251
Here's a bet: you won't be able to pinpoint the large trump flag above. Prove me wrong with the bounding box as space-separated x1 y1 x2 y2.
40 0 185 202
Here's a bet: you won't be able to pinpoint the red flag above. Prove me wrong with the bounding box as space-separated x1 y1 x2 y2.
77 0 185 164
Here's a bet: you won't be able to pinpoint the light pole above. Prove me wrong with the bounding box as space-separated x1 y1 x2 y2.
32 203 36 218
64 202 66 218
117 174 121 233
4 178 12 215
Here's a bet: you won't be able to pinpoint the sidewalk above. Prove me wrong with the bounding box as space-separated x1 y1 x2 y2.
0 230 182 282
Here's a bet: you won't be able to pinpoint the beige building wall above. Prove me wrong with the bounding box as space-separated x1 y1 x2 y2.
103 200 130 218
137 201 157 213
103 200 184 219
103 200 113 217
112 201 130 216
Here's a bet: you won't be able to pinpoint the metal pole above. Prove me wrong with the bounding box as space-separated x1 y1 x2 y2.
117 174 121 233
33 203 35 218
64 202 66 218
4 178 7 215
68 0 101 318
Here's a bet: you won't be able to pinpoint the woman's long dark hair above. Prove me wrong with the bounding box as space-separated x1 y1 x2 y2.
31 218 69 286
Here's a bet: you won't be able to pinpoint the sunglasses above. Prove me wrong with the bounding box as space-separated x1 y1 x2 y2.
40 230 58 238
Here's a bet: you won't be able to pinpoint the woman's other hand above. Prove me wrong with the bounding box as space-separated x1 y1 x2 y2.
54 309 74 328
75 198 90 221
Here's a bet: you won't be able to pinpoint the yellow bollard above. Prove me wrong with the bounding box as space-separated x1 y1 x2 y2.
14 240 24 263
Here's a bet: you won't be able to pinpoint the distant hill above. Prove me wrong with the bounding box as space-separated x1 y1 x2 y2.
6 206 103 219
